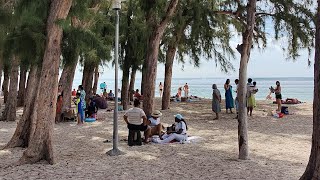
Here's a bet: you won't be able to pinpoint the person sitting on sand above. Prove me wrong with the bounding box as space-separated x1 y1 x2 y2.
155 114 188 144
212 84 221 120
108 90 115 100
134 89 143 100
183 83 189 97
144 110 165 142
123 99 148 142
86 97 98 118
175 92 181 102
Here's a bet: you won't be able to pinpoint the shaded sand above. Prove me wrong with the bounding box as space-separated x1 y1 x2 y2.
0 99 313 179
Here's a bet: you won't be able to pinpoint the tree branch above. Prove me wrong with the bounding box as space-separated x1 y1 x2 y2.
159 0 179 28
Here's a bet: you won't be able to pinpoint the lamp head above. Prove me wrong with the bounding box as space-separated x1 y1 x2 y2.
112 0 122 10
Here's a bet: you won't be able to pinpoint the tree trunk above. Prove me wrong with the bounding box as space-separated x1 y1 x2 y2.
17 66 27 107
300 2 320 179
92 64 99 95
58 64 68 86
61 60 78 111
5 66 39 148
81 60 94 98
237 0 257 160
162 45 176 110
142 0 179 116
121 58 130 110
1 56 19 121
19 0 72 165
141 59 147 95
2 65 9 103
129 67 136 101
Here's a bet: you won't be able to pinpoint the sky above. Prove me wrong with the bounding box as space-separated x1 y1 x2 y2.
74 35 314 80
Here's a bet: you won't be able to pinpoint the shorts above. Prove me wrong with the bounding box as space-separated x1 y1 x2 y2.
127 123 148 131
276 94 282 100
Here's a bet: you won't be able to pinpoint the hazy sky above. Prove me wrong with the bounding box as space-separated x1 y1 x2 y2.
74 35 314 80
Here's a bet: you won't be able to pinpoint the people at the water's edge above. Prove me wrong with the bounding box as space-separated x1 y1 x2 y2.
247 81 258 116
159 82 163 98
183 83 189 97
144 110 164 142
123 99 148 142
224 79 234 113
134 89 143 101
234 79 239 119
212 84 221 120
178 87 182 97
155 114 188 144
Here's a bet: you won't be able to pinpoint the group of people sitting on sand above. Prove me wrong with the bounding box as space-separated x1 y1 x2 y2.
123 99 188 144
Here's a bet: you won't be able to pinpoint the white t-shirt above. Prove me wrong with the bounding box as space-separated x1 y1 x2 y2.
124 107 146 125
148 117 160 127
175 121 187 135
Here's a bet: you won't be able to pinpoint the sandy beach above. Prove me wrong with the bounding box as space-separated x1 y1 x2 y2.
0 98 313 180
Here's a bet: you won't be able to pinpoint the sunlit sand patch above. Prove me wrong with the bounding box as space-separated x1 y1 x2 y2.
0 150 12 156
91 136 105 141
0 128 9 132
125 151 158 161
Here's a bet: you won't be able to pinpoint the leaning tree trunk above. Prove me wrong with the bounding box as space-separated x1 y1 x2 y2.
5 66 39 148
2 65 9 103
58 64 68 86
129 67 137 101
1 56 19 121
162 45 176 110
18 0 72 165
300 2 320 179
82 60 94 98
121 57 130 110
17 66 27 107
142 0 179 116
61 59 78 111
92 64 99 95
237 0 257 160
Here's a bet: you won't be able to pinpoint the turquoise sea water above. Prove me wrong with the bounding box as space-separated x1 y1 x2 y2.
73 77 314 102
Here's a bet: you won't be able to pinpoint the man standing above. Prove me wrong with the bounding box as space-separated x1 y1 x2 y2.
183 83 189 97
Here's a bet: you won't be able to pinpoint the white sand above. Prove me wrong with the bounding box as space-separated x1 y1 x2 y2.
0 99 313 179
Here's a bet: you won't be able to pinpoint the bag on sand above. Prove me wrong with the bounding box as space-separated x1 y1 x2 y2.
281 106 289 115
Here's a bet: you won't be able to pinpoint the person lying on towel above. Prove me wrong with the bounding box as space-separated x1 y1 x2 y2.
154 114 188 144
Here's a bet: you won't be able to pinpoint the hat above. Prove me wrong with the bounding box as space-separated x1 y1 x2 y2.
174 114 183 120
151 110 162 117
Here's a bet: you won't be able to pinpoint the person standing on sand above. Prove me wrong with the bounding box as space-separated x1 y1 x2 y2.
247 81 258 116
234 79 239 119
212 84 221 120
78 85 86 117
178 87 182 97
183 83 189 97
224 79 234 113
274 81 282 112
159 82 163 98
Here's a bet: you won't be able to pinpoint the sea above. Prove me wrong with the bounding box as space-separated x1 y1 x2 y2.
72 77 314 102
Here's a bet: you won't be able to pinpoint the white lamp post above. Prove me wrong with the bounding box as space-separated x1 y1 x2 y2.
107 0 123 156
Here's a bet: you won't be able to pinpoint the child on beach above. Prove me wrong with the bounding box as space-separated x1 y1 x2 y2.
74 92 84 124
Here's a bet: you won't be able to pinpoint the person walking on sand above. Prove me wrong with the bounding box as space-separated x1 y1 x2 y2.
183 83 189 97
274 81 282 112
159 82 163 98
212 84 221 120
224 79 234 113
